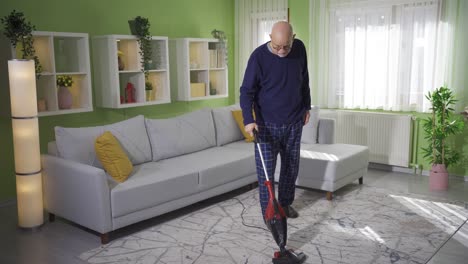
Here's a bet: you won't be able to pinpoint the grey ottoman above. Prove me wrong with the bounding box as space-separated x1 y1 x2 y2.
296 143 369 200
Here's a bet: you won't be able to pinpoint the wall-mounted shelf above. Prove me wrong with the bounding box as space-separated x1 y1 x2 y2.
8 31 93 116
169 38 228 101
91 35 170 108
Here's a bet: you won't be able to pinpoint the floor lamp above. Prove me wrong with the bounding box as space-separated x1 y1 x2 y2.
8 59 44 229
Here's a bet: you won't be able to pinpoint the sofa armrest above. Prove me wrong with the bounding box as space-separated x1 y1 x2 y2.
47 141 59 156
42 154 112 234
318 118 335 144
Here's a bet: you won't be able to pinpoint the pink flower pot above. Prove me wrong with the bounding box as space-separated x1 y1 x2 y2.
58 86 72 109
429 164 449 191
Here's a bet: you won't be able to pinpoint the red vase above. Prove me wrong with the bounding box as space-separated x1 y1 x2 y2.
429 164 449 191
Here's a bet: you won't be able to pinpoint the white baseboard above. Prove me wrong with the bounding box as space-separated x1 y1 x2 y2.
368 163 468 182
369 163 414 174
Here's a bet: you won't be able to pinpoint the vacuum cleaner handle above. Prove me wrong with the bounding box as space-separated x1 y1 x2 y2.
253 129 271 182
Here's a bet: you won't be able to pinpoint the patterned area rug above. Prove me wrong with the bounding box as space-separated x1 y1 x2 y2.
80 184 468 264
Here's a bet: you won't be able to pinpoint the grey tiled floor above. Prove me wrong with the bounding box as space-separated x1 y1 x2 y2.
0 168 466 264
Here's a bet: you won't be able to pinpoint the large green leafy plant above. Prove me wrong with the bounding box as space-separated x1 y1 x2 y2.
1 10 42 77
421 86 464 168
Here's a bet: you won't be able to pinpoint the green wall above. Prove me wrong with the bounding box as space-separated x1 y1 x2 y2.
0 0 235 201
289 0 309 53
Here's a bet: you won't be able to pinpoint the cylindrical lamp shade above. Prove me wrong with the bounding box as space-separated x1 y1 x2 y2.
8 60 37 117
12 118 41 173
16 173 43 228
8 59 43 229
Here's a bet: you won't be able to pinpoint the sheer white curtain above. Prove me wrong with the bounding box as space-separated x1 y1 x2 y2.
235 0 288 101
311 0 460 112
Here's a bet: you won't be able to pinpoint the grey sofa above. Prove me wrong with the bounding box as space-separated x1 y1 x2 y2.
42 105 368 244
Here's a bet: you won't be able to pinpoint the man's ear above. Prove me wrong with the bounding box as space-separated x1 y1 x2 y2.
292 33 296 39
269 33 273 40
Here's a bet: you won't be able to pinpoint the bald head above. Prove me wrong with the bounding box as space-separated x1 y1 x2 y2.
269 21 295 57
271 21 293 39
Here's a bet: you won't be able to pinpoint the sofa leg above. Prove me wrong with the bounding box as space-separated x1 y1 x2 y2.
326 192 333 201
249 182 258 190
359 177 363 185
101 233 110 244
49 213 55 222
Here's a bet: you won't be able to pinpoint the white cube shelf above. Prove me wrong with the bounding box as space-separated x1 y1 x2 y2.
9 31 93 116
91 35 171 108
169 38 228 101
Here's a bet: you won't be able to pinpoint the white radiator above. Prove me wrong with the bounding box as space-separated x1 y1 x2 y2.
320 110 413 167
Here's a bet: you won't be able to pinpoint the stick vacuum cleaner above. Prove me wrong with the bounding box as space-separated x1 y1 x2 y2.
254 130 307 264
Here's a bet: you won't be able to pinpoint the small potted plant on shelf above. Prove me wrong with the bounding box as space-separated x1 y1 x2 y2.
128 16 153 77
211 29 227 67
1 10 42 78
421 86 464 191
145 81 154 101
56 75 73 109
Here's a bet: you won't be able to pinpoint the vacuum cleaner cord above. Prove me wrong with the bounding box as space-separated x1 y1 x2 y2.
232 197 270 232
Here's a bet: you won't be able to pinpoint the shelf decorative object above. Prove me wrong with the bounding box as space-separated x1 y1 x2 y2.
117 50 125 70
421 86 465 191
57 75 73 109
129 16 152 77
1 10 42 77
211 29 227 66
37 98 47 112
125 82 136 103
145 81 154 101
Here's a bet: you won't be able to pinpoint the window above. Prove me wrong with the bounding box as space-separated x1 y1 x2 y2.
235 0 287 97
251 12 287 48
328 0 443 112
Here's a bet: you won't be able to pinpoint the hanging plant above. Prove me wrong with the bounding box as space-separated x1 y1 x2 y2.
129 16 152 79
1 10 42 78
211 29 228 66
421 86 464 168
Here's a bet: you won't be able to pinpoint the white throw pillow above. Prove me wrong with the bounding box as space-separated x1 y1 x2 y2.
145 109 216 161
55 115 152 168
301 105 320 144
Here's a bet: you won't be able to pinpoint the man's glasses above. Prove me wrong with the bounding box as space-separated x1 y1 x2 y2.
271 43 292 51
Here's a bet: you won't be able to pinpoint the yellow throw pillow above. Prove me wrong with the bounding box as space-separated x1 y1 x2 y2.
95 131 133 183
232 110 255 142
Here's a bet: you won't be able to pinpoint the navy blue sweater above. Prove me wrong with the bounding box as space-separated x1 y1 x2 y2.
240 39 311 126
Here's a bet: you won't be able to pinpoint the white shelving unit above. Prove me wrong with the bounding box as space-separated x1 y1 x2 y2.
91 35 170 108
10 31 93 116
169 38 228 101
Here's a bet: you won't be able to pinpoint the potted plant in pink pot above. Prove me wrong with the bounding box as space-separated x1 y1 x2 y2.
421 86 464 191
57 75 73 109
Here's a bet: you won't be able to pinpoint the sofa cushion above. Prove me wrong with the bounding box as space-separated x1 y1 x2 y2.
95 131 133 183
160 147 256 190
54 115 152 168
111 147 256 218
298 143 369 183
222 140 253 152
111 162 199 218
145 109 216 161
212 105 244 146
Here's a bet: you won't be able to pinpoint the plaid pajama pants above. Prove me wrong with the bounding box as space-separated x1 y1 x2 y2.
254 120 303 217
